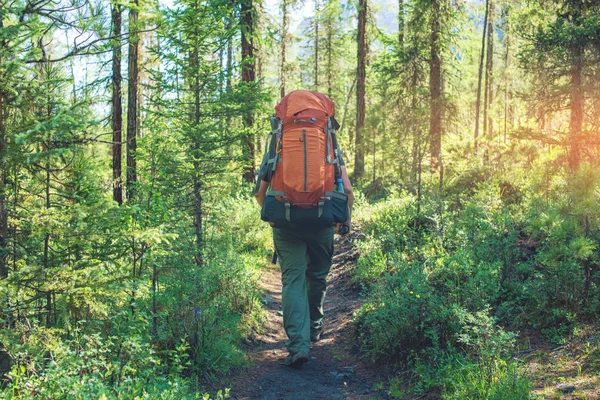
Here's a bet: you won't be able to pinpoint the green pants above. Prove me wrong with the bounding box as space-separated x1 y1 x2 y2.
273 226 334 355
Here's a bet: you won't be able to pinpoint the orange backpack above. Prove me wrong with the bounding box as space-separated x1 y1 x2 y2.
260 90 348 228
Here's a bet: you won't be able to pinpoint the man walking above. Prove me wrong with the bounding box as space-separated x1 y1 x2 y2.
254 90 354 367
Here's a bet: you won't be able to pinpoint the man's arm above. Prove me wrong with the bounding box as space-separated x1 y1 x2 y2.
254 180 269 207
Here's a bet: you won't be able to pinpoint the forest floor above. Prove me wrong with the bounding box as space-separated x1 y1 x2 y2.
523 325 600 399
229 228 389 400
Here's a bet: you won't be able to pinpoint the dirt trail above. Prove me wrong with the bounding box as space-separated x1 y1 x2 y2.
230 230 382 400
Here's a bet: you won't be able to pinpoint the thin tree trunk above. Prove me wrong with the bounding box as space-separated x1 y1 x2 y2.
152 261 158 336
112 3 123 205
241 0 256 183
410 69 419 184
314 0 319 90
280 0 288 98
326 8 333 99
474 0 489 153
483 0 494 147
429 0 442 174
0 18 8 280
227 20 233 94
354 0 367 178
226 16 233 133
503 6 509 143
44 160 51 327
569 43 583 170
191 38 204 266
398 0 404 47
126 0 139 201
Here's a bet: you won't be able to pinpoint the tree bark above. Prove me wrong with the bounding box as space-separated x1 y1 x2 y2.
0 18 8 280
429 0 442 173
474 0 489 153
44 159 51 327
410 69 420 184
483 0 494 144
398 0 404 47
280 0 288 98
126 0 139 201
326 7 333 99
241 0 256 183
503 6 509 143
314 0 319 90
112 3 123 205
354 0 367 178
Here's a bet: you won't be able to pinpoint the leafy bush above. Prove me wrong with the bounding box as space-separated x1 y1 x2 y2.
2 316 207 399
1 193 270 398
352 164 600 395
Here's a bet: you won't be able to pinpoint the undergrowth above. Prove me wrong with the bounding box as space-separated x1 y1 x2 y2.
352 162 600 398
0 194 270 399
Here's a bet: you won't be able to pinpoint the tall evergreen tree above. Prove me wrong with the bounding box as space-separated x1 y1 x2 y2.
355 0 367 178
474 0 489 153
112 1 124 205
523 0 600 169
429 0 442 174
127 0 140 200
241 0 256 183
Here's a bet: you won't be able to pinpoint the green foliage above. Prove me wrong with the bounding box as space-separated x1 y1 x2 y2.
438 311 530 399
442 360 532 400
3 315 206 399
353 162 600 395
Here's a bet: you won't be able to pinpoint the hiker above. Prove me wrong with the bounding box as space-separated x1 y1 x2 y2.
254 90 354 367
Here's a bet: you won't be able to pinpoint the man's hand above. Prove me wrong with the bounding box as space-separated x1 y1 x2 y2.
254 180 269 207
336 223 350 235
336 215 351 235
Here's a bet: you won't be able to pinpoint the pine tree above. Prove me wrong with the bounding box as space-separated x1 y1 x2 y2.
127 0 140 200
112 1 124 205
429 0 442 174
523 1 600 169
241 0 257 183
355 0 367 178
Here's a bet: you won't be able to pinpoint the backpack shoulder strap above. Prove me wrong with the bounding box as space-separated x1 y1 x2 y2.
327 117 343 180
265 119 282 182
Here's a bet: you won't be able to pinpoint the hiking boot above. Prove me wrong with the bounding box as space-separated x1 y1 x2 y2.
310 320 323 342
279 351 309 368
310 330 322 342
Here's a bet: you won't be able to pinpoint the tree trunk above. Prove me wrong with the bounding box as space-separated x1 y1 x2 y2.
354 0 367 178
280 0 288 98
191 38 204 266
227 19 233 95
398 0 404 47
241 0 256 183
112 3 123 205
44 160 51 327
474 0 489 153
0 19 8 280
429 0 442 173
326 9 333 99
410 69 420 184
483 0 494 146
503 6 509 143
314 0 319 90
569 43 583 170
126 0 139 201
